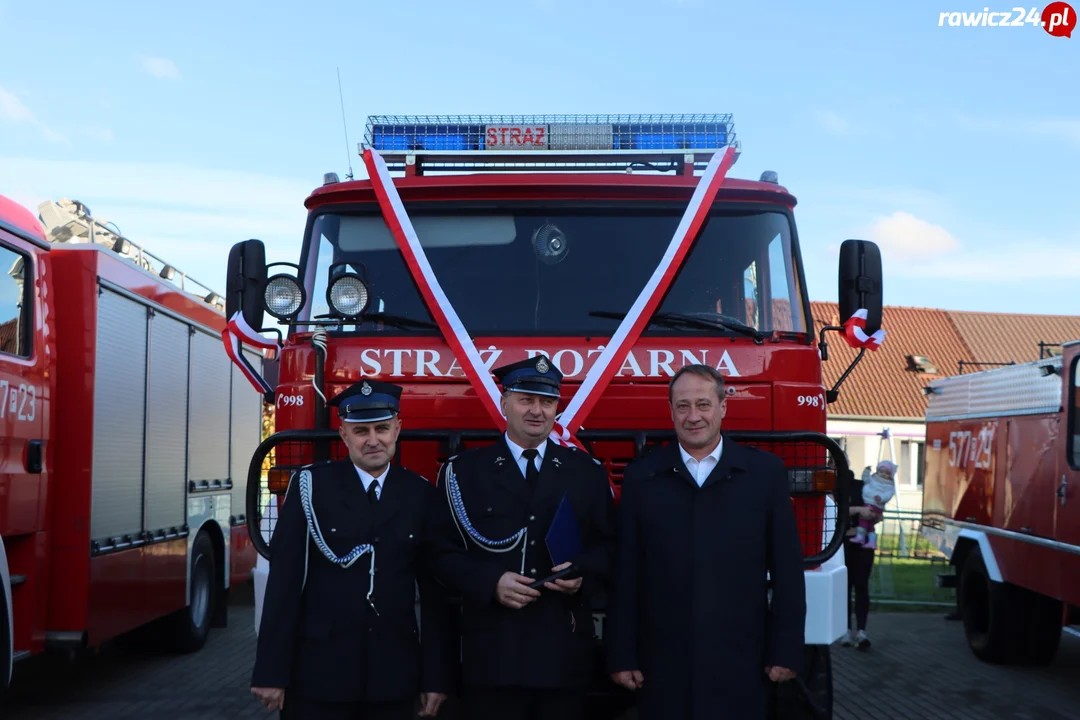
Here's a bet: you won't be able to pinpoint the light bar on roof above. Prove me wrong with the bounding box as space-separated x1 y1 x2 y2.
362 113 737 155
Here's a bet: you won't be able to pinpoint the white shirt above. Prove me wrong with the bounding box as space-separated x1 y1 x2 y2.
679 437 723 486
504 433 546 479
353 463 389 500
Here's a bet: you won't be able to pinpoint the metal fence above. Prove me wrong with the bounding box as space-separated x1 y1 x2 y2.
865 509 956 608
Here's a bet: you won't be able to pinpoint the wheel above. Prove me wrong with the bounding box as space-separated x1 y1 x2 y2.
773 645 832 719
168 531 217 653
956 545 1058 665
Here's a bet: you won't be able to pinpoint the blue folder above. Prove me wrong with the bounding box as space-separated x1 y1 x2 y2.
545 491 583 567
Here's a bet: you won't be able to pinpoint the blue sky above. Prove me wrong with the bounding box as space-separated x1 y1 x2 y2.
1 0 1077 318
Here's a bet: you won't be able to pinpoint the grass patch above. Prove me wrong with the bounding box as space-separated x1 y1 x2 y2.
869 556 956 609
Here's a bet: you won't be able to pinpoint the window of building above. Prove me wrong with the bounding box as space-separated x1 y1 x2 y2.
0 244 31 358
898 440 925 487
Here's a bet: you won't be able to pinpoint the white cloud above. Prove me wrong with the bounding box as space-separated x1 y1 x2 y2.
0 85 66 143
0 86 34 123
814 110 854 136
140 55 181 80
954 113 1080 150
865 211 961 261
1 157 315 295
852 210 1080 282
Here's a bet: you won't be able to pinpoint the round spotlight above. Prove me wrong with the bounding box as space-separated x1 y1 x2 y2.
327 274 369 318
263 274 305 320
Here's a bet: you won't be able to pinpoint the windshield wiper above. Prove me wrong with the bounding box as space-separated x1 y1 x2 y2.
363 312 439 330
313 312 438 330
589 310 766 343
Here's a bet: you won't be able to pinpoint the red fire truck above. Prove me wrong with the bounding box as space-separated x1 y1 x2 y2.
921 346 1080 665
226 114 887 718
0 195 266 696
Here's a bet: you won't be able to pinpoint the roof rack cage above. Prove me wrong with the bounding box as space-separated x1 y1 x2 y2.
359 113 740 175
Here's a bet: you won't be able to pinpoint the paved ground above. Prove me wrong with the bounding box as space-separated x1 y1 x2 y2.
4 594 1079 719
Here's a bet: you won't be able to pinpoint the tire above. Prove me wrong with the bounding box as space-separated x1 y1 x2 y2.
773 645 832 720
168 531 217 654
958 545 1025 664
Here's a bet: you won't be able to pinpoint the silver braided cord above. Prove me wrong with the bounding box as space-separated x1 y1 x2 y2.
444 461 528 574
297 468 379 615
310 328 328 404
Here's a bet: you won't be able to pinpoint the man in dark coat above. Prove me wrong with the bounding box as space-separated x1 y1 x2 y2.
426 356 616 720
606 363 806 720
251 379 454 719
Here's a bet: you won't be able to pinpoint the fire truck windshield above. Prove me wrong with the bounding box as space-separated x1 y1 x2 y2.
299 204 809 337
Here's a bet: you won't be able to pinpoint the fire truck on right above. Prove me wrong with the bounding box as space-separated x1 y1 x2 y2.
921 340 1080 665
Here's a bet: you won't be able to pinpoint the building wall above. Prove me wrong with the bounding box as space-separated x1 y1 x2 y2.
826 418 926 513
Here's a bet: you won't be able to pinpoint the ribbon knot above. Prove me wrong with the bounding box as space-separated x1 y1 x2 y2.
841 308 887 351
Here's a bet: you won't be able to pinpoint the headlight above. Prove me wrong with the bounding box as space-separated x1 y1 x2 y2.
327 274 370 318
264 274 305 320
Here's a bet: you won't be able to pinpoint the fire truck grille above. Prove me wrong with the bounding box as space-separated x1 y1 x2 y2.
248 429 851 569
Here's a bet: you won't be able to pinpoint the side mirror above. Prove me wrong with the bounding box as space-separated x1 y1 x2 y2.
226 239 268 331
837 239 883 335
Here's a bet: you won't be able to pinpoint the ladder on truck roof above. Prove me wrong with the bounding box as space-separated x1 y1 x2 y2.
924 354 1065 423
36 198 225 311
357 113 742 176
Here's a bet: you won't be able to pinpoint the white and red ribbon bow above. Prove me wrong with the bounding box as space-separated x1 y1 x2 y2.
361 144 738 450
842 308 886 351
222 310 280 394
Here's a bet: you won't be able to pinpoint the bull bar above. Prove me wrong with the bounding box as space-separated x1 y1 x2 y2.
246 428 852 568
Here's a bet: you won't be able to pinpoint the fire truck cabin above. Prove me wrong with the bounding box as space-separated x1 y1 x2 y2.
231 114 887 719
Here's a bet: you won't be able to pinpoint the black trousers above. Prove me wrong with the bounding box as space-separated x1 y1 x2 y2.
845 539 876 631
280 694 414 720
462 686 585 720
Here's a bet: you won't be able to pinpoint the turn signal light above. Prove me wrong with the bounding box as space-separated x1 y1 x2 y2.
788 468 836 493
267 468 294 494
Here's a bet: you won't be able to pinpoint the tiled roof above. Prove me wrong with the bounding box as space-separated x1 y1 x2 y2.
0 318 18 355
811 302 976 420
945 311 1080 366
811 302 1080 420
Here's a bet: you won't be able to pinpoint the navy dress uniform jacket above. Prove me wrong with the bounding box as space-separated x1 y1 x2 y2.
605 438 807 720
427 437 616 690
251 460 455 704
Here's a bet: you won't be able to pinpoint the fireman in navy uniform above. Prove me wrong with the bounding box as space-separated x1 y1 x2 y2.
251 379 454 720
426 356 617 720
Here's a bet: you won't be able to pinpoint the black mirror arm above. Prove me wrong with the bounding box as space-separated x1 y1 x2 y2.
817 325 866 404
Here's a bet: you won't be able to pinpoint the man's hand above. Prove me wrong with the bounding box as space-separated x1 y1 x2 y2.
611 670 644 690
495 572 541 609
418 691 448 717
543 562 582 594
765 666 796 683
251 687 285 711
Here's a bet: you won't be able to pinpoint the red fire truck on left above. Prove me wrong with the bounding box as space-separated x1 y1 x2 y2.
0 194 268 695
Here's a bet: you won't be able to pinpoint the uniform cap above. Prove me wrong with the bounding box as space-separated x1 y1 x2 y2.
492 356 562 399
328 380 403 423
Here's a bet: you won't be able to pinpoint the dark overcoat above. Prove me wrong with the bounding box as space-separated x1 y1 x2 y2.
427 436 616 690
251 459 454 704
605 437 807 720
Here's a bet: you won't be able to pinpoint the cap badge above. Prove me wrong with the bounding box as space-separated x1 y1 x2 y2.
361 381 373 396
535 356 550 374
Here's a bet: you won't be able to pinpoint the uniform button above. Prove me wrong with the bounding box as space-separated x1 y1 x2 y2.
529 515 536 521
487 507 493 512
530 540 536 546
530 568 537 575
373 536 380 543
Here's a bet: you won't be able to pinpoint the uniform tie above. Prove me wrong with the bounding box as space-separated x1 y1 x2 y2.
521 448 540 495
367 481 380 504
